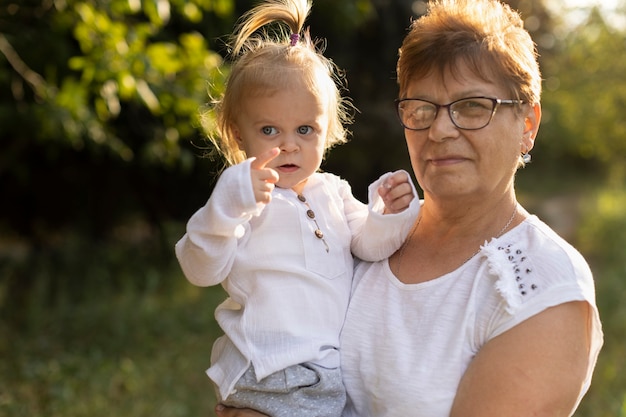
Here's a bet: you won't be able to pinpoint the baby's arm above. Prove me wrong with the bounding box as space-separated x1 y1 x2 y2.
174 159 264 287
348 170 420 261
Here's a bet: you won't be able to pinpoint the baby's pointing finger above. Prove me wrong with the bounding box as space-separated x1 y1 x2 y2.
250 147 280 170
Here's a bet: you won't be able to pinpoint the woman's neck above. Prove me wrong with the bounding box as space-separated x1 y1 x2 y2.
421 190 521 237
391 192 525 284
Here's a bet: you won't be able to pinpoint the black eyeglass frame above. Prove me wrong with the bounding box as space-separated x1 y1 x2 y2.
395 96 526 131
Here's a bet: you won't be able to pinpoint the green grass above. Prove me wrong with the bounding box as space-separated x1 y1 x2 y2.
0 271 226 416
0 224 227 417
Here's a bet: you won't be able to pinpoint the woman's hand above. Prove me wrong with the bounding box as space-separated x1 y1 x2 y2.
379 170 415 214
214 404 269 417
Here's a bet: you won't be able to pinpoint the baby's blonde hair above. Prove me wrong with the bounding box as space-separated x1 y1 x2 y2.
204 0 353 166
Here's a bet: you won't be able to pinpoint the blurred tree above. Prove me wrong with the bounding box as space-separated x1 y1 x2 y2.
540 7 626 185
0 0 234 239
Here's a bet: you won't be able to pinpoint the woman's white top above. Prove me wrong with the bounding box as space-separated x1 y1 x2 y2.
175 158 420 401
340 215 603 417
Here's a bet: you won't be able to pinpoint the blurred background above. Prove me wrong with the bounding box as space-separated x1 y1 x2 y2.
1 0 625 415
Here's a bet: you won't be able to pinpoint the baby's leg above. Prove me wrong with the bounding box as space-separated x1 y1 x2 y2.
222 363 345 417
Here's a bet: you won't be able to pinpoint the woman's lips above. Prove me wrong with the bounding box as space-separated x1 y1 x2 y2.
429 156 466 166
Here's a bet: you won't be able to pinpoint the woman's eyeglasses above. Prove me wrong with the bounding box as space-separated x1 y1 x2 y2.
395 96 525 131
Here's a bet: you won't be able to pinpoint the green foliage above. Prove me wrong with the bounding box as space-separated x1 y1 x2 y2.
574 187 626 417
552 34 626 404
56 0 229 165
0 0 236 239
540 8 626 181
578 187 626 265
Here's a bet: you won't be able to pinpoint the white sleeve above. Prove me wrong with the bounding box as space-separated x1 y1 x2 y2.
174 159 262 287
349 170 421 261
476 236 603 408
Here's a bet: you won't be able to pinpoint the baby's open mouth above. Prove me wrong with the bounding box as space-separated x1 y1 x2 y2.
278 164 299 172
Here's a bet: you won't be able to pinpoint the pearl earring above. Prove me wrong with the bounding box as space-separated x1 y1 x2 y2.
522 152 532 164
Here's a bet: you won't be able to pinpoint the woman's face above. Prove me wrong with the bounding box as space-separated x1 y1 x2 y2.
403 63 540 204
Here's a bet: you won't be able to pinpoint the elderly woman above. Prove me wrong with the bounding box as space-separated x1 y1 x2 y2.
216 0 603 416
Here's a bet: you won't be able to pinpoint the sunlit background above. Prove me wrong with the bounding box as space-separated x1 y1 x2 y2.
1 0 625 416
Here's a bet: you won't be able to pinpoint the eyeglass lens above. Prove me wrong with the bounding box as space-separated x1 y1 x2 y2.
398 97 497 130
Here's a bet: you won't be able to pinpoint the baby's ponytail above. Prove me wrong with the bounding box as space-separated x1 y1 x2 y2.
231 0 311 56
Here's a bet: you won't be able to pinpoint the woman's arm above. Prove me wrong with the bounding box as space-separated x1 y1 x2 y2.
450 301 592 417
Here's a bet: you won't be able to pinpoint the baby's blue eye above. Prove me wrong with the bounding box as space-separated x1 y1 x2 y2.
261 126 278 135
298 126 313 135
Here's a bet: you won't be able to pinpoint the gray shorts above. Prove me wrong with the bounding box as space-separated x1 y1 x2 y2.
220 363 345 417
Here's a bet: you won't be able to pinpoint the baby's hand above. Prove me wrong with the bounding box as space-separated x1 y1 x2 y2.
378 171 414 214
250 147 280 204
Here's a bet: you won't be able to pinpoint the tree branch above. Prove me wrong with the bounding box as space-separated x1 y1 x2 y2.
0 33 49 98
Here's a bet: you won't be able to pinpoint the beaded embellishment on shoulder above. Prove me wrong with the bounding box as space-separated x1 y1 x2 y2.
481 240 540 313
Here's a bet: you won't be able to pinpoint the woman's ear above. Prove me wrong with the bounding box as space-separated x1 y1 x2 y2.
522 103 541 152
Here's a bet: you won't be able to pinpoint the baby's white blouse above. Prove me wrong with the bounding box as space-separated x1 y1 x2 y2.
340 215 603 417
175 158 420 401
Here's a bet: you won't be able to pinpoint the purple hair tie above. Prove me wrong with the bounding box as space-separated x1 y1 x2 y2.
290 33 300 46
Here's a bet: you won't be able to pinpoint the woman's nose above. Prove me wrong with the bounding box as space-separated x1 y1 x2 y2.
428 108 458 142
